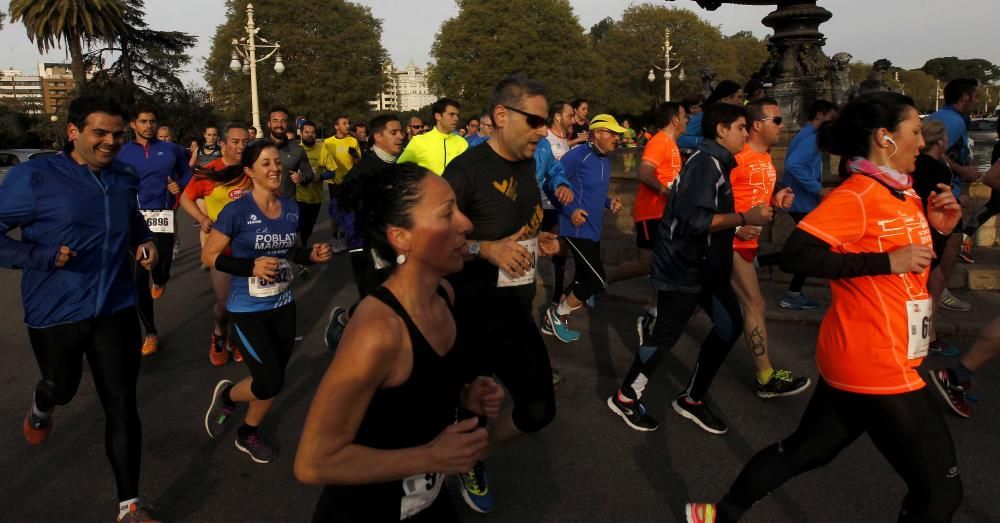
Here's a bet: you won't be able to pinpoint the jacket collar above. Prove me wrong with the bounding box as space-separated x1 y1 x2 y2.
698 139 737 171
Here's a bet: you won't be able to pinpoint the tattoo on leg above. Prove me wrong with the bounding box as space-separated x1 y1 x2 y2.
746 326 766 358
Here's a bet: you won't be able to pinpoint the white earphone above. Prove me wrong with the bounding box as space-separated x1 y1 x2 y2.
883 135 896 146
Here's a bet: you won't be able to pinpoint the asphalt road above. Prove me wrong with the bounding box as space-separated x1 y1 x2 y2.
1 212 998 522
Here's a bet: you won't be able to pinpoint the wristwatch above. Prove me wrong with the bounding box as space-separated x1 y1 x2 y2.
469 241 481 257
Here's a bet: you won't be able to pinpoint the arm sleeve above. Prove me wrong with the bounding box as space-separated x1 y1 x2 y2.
0 168 60 270
780 227 891 278
559 154 584 219
784 135 823 197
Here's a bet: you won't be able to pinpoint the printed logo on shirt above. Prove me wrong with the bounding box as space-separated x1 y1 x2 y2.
248 214 262 225
493 177 518 201
286 213 299 224
255 232 297 251
156 151 165 157
228 188 246 200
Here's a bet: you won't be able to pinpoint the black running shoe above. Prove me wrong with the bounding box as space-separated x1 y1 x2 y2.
607 389 659 431
672 395 727 435
756 369 811 399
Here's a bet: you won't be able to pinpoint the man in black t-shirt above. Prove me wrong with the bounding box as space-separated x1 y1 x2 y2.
443 75 559 515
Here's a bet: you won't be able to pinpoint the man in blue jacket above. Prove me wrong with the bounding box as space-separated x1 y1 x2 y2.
0 96 159 521
117 103 191 356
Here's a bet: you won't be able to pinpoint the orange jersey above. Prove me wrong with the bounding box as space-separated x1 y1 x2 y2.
798 174 933 395
731 144 777 249
633 131 682 222
183 174 251 221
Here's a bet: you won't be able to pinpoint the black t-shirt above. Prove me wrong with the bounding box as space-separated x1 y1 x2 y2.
571 122 589 140
442 142 543 303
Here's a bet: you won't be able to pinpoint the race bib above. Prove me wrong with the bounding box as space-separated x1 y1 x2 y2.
141 209 175 234
400 472 444 519
497 238 538 288
248 260 293 298
906 299 931 359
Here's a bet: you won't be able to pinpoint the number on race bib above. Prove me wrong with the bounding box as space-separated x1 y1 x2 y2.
248 260 294 298
906 299 931 360
497 238 539 288
141 210 175 234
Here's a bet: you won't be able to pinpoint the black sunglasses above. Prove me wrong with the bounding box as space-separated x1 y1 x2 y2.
759 116 783 125
503 105 547 129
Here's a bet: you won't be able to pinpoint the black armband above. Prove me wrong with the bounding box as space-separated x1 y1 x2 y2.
214 253 255 277
289 247 313 266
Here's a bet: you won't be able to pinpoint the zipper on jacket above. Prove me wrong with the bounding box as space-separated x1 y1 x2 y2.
88 168 112 315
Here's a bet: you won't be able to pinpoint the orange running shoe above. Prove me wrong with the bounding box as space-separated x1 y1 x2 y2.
141 335 159 356
210 334 229 366
229 338 244 363
23 408 52 445
685 503 717 523
150 284 165 300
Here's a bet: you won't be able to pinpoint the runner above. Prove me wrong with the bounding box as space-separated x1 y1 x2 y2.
443 75 561 514
296 120 326 270
322 115 361 253
543 114 625 343
929 315 1000 418
267 106 315 200
179 122 252 366
606 102 773 435
190 125 222 167
568 98 590 146
1 95 160 522
156 125 174 143
201 140 332 464
685 92 964 523
398 97 469 175
294 162 504 522
116 103 192 356
543 101 576 305
727 98 811 398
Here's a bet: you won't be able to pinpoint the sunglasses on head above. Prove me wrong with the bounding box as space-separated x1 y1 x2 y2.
503 105 547 129
759 116 783 125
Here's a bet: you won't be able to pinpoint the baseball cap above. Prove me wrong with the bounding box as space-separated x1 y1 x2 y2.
589 114 627 134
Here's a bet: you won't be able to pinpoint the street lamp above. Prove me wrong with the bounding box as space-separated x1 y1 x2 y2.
648 29 684 102
230 3 286 135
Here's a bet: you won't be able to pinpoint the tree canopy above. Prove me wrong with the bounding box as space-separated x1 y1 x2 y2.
921 57 1000 85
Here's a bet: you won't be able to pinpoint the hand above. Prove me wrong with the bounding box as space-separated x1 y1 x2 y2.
927 183 962 233
571 209 589 227
135 241 158 271
772 187 794 209
742 204 774 226
426 417 488 475
735 225 761 241
253 256 281 282
538 231 563 256
290 170 303 184
166 176 180 196
463 377 505 418
578 131 589 142
189 143 198 155
199 218 214 234
555 185 574 205
480 226 532 277
609 197 624 214
54 245 76 269
309 243 333 264
888 244 934 274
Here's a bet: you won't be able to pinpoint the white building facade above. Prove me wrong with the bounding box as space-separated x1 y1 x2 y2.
369 60 440 112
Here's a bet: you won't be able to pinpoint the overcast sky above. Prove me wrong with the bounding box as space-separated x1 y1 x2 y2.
2 0 997 85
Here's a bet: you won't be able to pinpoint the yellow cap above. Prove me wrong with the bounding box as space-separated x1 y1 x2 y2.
588 114 627 134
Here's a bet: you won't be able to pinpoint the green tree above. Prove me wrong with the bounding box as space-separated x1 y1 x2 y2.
589 16 614 46
429 0 605 116
897 69 937 113
922 57 1000 84
205 0 388 126
9 0 127 94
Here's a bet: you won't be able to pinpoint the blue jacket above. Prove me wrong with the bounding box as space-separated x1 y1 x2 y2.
926 106 969 197
559 143 612 241
0 148 153 327
466 134 488 148
116 139 191 210
533 138 571 209
677 112 704 150
784 123 823 213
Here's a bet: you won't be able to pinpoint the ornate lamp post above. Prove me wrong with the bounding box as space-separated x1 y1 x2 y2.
229 3 285 135
647 29 684 102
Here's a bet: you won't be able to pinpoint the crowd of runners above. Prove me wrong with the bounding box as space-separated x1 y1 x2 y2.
1 72 999 523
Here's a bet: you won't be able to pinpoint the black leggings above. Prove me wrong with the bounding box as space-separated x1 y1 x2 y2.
620 286 742 402
134 232 175 336
230 303 297 400
565 237 606 302
962 192 1000 237
27 307 143 502
297 201 322 246
716 380 962 522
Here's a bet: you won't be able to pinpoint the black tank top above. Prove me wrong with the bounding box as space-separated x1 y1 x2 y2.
313 286 464 522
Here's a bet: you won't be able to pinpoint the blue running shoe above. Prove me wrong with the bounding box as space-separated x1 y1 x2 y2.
543 306 581 343
324 306 348 352
778 292 819 310
586 288 606 309
459 461 494 513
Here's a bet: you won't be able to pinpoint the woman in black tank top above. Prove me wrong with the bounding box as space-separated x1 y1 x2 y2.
295 164 504 522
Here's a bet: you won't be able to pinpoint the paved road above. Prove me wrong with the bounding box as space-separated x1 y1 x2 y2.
1 214 998 522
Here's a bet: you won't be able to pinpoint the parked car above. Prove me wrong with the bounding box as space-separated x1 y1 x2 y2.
0 149 58 185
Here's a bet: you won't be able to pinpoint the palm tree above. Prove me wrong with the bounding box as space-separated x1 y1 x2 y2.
9 0 127 94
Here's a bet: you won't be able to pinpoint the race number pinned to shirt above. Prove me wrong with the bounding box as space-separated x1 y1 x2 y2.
141 209 175 234
248 260 293 298
400 472 444 519
906 298 931 359
497 238 538 288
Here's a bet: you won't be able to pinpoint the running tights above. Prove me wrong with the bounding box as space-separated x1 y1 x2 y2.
134 232 174 336
715 380 962 522
27 307 143 502
230 303 297 400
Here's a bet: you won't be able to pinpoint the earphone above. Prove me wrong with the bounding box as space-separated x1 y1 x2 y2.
883 135 896 146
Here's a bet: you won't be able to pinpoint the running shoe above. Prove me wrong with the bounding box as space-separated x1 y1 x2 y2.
150 284 165 300
928 369 972 418
298 265 312 280
542 307 581 343
939 289 972 312
235 431 275 464
685 502 717 523
929 339 961 357
459 461 494 513
209 334 229 366
22 407 53 445
228 338 244 363
117 503 160 523
586 288 606 309
672 395 728 435
778 292 819 310
636 312 656 346
205 379 236 438
324 306 348 351
607 389 659 431
959 236 975 264
141 335 159 357
756 369 811 399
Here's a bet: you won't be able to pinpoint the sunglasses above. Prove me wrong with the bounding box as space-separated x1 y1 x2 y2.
759 116 783 125
503 105 547 129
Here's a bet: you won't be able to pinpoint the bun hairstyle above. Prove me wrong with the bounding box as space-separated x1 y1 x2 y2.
335 163 431 267
817 92 915 159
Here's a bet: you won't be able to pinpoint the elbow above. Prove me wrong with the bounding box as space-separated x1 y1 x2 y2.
293 455 323 485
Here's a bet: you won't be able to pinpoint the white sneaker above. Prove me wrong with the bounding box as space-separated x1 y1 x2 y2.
939 289 971 312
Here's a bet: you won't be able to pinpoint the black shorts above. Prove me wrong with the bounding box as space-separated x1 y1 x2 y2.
635 219 660 250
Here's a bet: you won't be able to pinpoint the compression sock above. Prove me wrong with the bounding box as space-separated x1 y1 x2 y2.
757 368 774 385
556 299 574 316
